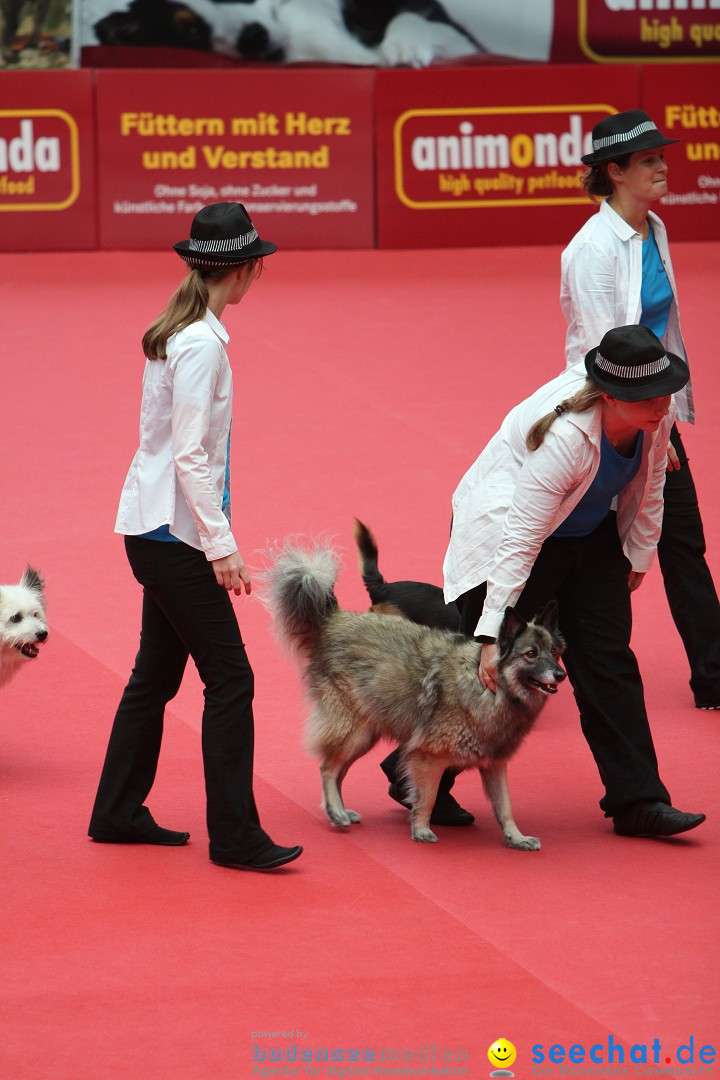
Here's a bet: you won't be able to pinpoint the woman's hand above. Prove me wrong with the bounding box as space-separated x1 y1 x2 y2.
212 551 251 596
479 642 499 693
627 570 645 592
666 440 681 471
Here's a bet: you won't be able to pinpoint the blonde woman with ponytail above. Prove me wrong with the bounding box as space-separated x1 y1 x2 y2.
89 203 302 872
524 382 603 451
441 325 705 839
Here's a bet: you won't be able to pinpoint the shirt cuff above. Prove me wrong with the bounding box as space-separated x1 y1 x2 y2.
474 609 504 639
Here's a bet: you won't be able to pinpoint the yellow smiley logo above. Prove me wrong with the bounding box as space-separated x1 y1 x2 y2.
488 1040 517 1069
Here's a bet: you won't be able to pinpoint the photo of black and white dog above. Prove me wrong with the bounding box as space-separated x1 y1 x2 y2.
263 539 566 849
82 0 553 67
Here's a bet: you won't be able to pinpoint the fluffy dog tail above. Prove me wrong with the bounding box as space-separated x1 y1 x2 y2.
262 541 339 654
353 519 385 603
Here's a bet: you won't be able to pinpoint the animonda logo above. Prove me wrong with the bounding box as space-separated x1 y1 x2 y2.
393 106 610 210
0 110 80 211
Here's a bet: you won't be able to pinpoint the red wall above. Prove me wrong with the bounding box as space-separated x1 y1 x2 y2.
375 62 720 248
0 71 96 251
0 63 718 252
94 68 375 251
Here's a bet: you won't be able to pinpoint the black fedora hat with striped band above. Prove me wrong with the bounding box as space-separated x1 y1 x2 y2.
580 109 679 166
173 202 277 269
585 325 688 402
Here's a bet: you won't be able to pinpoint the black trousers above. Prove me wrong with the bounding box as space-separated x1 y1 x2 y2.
89 537 272 863
657 424 720 706
455 512 670 817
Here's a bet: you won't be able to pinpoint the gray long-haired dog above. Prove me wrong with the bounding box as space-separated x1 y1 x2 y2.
0 567 48 689
263 541 566 849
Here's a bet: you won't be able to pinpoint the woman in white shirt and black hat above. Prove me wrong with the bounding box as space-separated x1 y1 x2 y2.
561 109 720 712
442 324 705 839
89 202 302 872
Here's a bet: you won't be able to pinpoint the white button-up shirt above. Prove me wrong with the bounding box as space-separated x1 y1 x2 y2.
115 311 238 562
561 198 693 423
443 363 675 639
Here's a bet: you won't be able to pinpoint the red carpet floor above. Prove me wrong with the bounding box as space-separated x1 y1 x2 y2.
1 244 718 1079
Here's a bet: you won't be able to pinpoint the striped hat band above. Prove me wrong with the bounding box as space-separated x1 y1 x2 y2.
594 350 670 380
188 228 258 254
591 119 659 153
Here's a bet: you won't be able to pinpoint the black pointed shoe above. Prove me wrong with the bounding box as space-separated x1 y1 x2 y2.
211 845 303 871
613 801 705 838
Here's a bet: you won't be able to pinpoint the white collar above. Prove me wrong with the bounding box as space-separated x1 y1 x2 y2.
600 198 638 240
600 198 662 242
204 309 229 344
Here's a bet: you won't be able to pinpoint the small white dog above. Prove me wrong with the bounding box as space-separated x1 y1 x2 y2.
0 567 48 688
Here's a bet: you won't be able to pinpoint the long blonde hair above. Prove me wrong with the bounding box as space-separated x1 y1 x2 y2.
142 269 214 360
526 380 603 450
142 260 261 360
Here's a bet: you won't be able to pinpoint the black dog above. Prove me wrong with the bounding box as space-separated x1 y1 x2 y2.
354 518 461 631
93 0 213 50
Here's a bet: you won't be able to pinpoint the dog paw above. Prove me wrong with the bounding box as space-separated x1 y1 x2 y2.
379 14 479 68
326 808 353 828
379 14 435 67
506 833 542 851
344 809 362 824
412 826 438 843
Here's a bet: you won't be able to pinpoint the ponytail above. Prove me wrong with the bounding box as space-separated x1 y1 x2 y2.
142 269 212 360
526 381 603 451
582 152 633 201
142 258 262 360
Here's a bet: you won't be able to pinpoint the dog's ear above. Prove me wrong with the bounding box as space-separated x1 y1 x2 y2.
21 566 45 596
497 606 527 655
534 600 560 633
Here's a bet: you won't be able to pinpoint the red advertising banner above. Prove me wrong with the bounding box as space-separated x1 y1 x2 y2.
578 0 720 63
0 71 96 251
375 64 641 249
94 69 374 250
641 63 720 239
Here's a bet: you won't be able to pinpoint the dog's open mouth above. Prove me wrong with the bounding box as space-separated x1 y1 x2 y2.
16 643 40 659
528 677 559 694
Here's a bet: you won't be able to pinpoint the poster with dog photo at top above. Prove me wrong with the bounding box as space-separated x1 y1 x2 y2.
0 0 72 68
74 0 554 68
